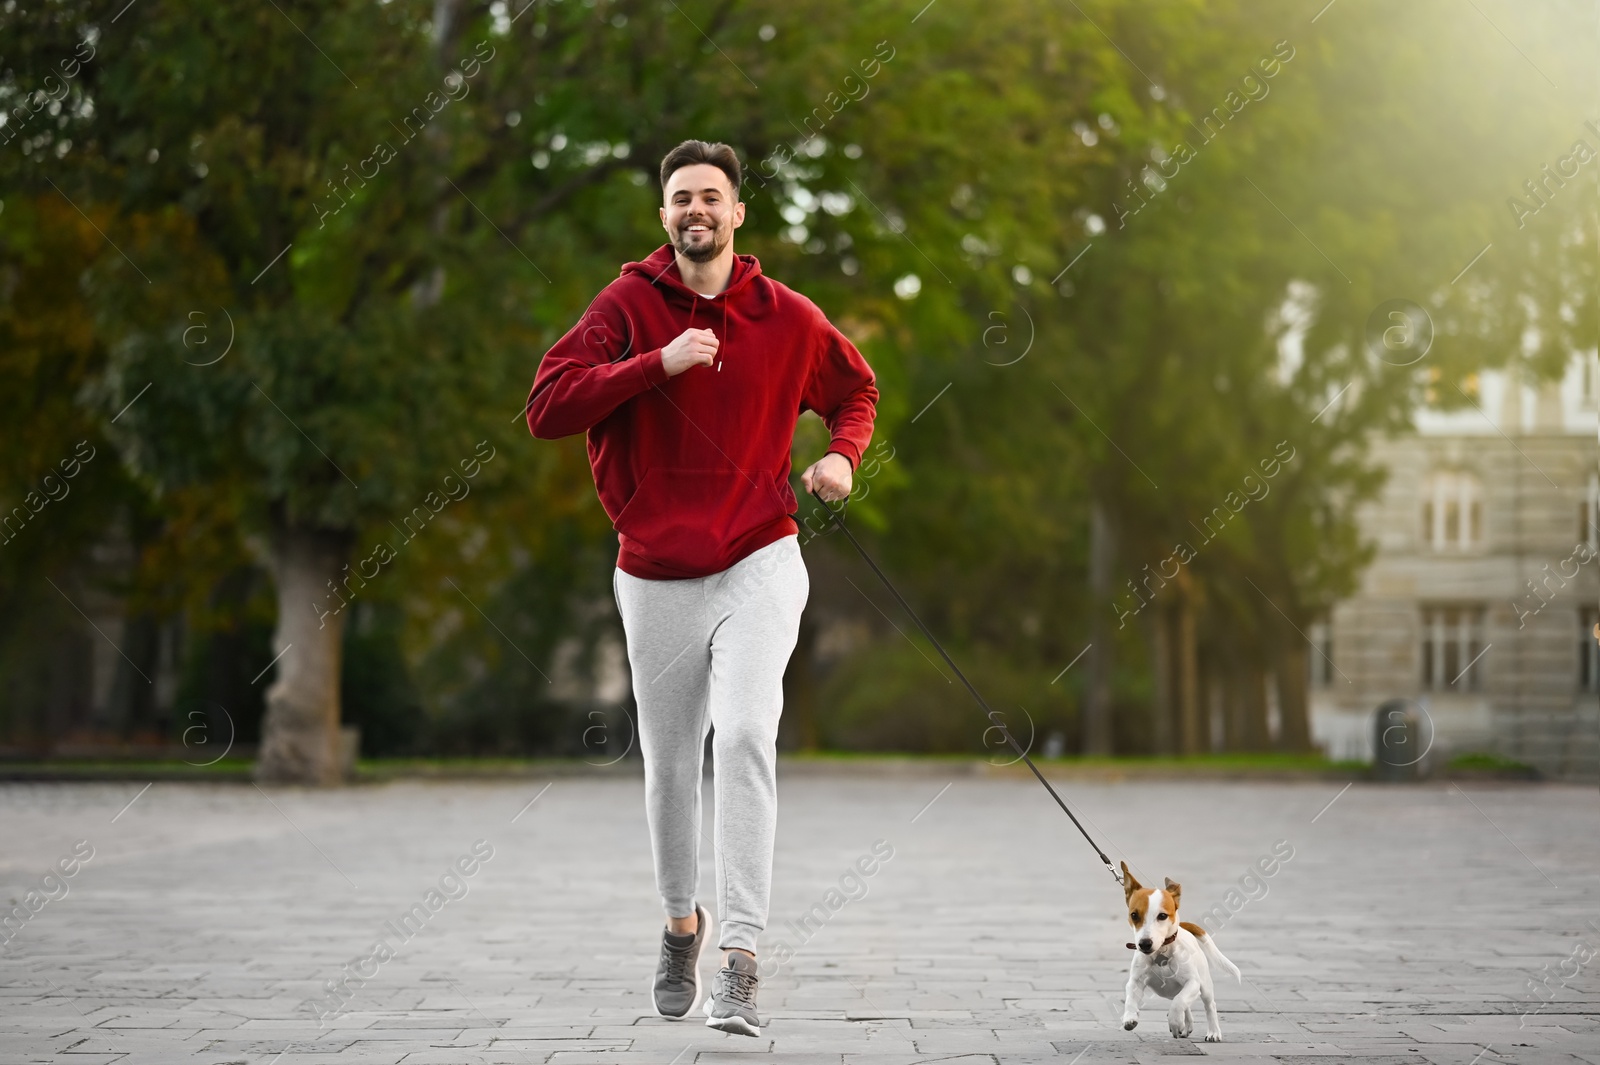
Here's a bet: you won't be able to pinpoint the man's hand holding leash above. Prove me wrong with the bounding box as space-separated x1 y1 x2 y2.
801 452 852 503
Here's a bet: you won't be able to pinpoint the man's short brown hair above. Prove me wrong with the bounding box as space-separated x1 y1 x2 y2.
659 140 742 200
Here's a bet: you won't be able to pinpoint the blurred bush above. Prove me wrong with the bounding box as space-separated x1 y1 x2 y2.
816 637 1074 755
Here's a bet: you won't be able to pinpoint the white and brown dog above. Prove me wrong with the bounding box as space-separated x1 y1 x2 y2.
1118 861 1241 1042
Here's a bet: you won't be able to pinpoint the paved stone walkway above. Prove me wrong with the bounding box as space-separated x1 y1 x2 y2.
1 773 1596 1064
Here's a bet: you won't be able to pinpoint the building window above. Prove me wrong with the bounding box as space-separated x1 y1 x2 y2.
1581 473 1599 554
1421 605 1486 691
1420 471 1483 552
1582 607 1600 694
1307 615 1334 687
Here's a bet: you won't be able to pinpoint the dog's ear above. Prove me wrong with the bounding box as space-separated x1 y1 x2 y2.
1121 861 1142 899
1163 877 1182 908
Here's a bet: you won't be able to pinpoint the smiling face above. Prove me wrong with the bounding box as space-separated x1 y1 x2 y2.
660 162 744 264
1121 862 1183 955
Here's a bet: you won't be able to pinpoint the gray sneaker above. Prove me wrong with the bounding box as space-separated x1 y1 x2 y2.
702 950 762 1036
653 904 711 1019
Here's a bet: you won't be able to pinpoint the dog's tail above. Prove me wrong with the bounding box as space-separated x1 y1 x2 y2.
1181 921 1241 983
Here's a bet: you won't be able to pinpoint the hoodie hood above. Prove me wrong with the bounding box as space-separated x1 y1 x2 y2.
621 243 767 308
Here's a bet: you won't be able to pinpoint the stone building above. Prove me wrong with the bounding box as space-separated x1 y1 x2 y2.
1310 357 1599 780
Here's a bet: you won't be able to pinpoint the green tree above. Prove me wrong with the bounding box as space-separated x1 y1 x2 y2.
5 0 1591 770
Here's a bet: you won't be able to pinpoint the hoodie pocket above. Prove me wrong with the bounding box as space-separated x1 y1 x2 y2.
613 466 785 571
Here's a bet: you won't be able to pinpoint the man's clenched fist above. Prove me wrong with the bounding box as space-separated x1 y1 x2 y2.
661 327 719 376
801 452 853 503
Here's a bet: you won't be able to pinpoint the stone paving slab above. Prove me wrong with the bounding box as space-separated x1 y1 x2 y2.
1 776 1596 1064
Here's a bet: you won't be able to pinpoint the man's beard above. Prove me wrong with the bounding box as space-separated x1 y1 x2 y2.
675 218 729 263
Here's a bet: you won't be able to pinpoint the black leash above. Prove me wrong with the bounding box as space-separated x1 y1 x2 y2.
806 487 1124 887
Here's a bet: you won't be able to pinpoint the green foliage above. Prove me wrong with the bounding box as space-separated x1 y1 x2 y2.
816 637 1074 754
1 0 1592 755
408 512 622 756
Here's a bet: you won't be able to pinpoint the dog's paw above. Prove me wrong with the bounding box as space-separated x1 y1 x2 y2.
1204 1032 1222 1043
1122 1019 1138 1031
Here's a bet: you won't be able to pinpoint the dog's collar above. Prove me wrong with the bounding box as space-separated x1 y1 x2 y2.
1125 930 1180 963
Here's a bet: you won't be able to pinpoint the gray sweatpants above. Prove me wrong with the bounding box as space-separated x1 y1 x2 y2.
612 534 809 954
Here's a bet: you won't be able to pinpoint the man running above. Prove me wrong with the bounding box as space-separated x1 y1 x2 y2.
525 139 878 1036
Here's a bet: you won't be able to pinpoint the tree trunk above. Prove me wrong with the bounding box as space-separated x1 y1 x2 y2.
781 613 820 751
107 609 161 741
1083 499 1116 756
1219 660 1243 752
1204 667 1222 754
1148 606 1174 756
1241 660 1271 752
1275 640 1314 752
1174 575 1203 754
255 522 354 785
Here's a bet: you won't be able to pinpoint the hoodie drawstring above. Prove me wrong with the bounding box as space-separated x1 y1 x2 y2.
685 293 731 373
719 299 729 372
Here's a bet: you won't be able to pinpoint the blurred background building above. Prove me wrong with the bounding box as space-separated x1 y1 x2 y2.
1312 355 1599 779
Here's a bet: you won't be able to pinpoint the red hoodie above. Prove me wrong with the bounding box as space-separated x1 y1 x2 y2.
526 244 879 580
